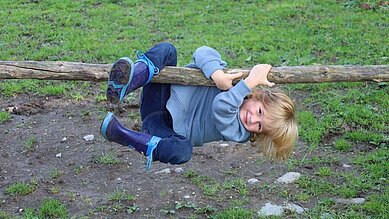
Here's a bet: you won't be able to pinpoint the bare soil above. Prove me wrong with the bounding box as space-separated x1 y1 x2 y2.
0 87 335 218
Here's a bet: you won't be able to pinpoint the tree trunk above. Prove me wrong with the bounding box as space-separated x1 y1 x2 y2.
0 61 388 85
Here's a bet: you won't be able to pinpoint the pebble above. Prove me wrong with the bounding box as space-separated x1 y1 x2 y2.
247 178 259 184
219 143 229 147
255 172 263 177
335 198 365 204
183 195 190 199
61 137 67 143
155 168 171 174
276 172 301 184
55 153 62 158
258 202 305 217
175 168 184 173
258 203 283 216
83 134 94 141
342 164 351 168
284 203 305 214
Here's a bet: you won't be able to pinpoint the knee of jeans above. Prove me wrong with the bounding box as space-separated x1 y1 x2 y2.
171 140 192 164
159 43 176 55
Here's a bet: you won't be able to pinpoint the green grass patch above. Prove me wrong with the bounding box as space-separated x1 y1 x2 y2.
50 168 64 179
39 199 68 218
211 207 254 219
345 130 385 145
315 167 332 177
333 138 352 151
24 136 38 152
0 111 11 124
5 181 37 196
39 84 66 96
222 178 249 196
95 150 120 165
108 190 135 202
24 199 68 219
0 210 11 219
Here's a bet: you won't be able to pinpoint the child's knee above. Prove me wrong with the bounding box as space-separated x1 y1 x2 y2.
173 142 192 164
158 42 176 54
157 138 192 164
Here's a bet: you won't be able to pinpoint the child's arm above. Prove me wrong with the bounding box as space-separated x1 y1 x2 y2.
190 46 242 90
211 70 243 90
244 64 275 88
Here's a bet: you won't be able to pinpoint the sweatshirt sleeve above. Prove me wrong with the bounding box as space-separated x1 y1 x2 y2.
212 80 252 142
185 46 227 79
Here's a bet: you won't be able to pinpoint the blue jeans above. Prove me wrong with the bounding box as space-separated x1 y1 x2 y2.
139 43 193 164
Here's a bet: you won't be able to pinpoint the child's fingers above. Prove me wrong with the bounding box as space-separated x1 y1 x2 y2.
267 82 275 87
227 72 243 79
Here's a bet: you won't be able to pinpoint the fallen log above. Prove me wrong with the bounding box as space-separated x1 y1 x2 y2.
0 61 388 85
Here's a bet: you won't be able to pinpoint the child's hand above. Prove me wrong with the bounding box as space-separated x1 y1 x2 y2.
244 64 275 89
211 70 243 90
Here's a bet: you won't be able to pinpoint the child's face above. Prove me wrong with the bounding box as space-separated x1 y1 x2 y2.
239 98 271 134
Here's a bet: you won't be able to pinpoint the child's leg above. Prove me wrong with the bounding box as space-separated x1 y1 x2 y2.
142 42 177 70
106 43 177 103
142 111 192 165
100 112 192 171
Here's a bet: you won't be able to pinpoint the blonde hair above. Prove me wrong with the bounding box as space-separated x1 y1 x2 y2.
248 89 298 160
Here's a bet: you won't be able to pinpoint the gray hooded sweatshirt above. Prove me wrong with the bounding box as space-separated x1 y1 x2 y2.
166 46 251 146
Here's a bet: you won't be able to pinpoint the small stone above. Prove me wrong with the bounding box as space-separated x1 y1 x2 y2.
258 203 283 216
19 208 24 213
342 164 351 168
335 198 365 205
220 143 229 147
56 153 62 158
255 172 263 177
276 172 301 184
284 203 305 214
61 137 67 143
183 195 190 199
155 168 171 174
247 178 259 184
83 134 94 141
175 168 184 173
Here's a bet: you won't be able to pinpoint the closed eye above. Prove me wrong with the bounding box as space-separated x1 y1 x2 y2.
258 107 262 132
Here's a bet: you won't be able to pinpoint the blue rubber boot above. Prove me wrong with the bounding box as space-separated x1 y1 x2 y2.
106 52 159 104
100 112 161 172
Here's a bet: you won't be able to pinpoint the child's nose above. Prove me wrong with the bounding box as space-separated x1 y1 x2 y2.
252 115 261 123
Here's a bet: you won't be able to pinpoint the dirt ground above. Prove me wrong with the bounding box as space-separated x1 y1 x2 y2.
0 86 323 218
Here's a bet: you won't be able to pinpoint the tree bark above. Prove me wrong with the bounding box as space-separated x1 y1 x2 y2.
0 61 388 85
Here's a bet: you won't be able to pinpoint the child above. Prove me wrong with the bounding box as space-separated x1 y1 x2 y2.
100 43 298 171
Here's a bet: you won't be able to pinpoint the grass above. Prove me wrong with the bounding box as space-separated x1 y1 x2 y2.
108 190 135 202
5 181 37 196
24 199 68 219
0 0 388 218
24 136 37 152
0 111 11 124
95 150 120 165
211 207 254 219
50 168 64 179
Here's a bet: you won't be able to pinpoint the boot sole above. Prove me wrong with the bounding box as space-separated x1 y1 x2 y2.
106 57 134 103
